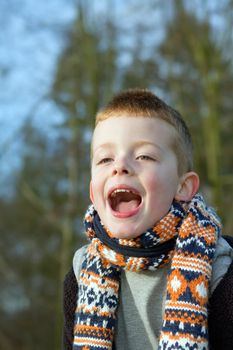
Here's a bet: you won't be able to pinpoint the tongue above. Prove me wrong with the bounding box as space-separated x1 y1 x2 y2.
116 199 140 213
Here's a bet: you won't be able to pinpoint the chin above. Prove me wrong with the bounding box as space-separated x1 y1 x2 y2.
112 232 141 240
107 224 143 240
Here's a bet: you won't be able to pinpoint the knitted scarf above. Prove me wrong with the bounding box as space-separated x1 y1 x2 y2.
73 194 221 350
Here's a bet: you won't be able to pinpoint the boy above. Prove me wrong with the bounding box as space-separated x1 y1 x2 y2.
63 89 233 350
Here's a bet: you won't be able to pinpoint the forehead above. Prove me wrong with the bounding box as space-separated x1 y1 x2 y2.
92 116 176 151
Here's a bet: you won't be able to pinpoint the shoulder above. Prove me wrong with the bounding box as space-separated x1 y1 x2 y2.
73 244 89 280
63 245 88 349
63 244 88 303
211 235 233 293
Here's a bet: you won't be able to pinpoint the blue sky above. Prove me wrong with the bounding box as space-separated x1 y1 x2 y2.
0 0 76 122
0 0 77 191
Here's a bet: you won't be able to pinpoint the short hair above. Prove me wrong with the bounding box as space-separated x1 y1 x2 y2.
94 88 193 175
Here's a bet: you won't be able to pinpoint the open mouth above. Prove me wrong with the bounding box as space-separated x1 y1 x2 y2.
108 188 142 214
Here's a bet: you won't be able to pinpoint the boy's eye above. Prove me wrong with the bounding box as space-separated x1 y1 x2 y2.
136 155 155 161
97 158 113 165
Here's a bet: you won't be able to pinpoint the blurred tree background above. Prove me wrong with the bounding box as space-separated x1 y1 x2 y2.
0 0 232 349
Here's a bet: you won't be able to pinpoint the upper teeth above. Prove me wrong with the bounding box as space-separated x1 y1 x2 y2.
111 189 131 197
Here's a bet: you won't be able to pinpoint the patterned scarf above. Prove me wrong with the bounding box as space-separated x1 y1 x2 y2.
73 194 221 350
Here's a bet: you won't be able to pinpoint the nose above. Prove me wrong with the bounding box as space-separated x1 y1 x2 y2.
112 157 134 176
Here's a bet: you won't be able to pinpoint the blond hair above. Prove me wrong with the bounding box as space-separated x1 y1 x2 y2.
94 88 193 175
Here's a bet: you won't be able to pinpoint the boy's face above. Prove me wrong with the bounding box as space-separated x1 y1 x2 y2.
90 116 183 239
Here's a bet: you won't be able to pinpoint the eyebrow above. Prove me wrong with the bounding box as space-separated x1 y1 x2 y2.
93 140 163 155
133 141 163 150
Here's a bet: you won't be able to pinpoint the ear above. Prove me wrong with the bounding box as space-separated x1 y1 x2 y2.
89 181 95 204
175 172 199 202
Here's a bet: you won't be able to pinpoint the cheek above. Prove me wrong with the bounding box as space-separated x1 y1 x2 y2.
145 171 178 204
90 177 106 210
90 179 100 203
144 172 165 193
